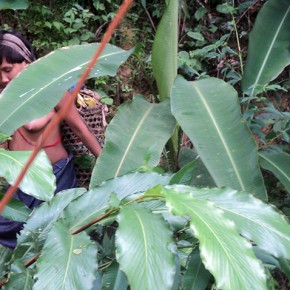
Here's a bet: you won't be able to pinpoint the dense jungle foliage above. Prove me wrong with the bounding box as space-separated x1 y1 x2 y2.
0 0 290 289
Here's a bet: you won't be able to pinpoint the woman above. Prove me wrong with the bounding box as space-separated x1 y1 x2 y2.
0 30 102 248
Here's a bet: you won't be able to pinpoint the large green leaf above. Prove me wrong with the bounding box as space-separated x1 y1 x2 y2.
242 0 290 96
116 204 176 290
0 0 28 10
14 187 85 261
0 149 55 201
152 0 178 100
0 193 31 222
34 219 98 290
90 96 176 186
171 76 267 199
0 44 132 136
162 186 267 290
66 172 171 233
183 249 211 290
259 150 290 193
173 186 290 260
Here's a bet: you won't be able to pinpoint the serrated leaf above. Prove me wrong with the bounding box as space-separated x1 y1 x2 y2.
90 96 175 186
171 76 267 199
163 186 267 290
34 219 97 290
116 204 176 290
0 193 31 222
259 150 290 193
0 44 132 136
0 149 55 201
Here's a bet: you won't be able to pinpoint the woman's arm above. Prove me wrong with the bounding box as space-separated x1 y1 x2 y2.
56 91 102 157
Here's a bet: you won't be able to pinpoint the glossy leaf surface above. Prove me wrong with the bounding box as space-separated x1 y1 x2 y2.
171 76 267 199
163 186 267 290
175 185 290 260
0 44 132 135
116 204 176 290
90 96 175 186
242 0 290 96
0 149 55 201
34 219 97 290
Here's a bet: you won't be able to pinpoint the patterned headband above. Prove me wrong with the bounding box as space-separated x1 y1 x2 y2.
0 33 34 63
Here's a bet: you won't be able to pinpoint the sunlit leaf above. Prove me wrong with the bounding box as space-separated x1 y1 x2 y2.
163 186 267 290
116 204 176 290
0 149 55 201
174 185 290 260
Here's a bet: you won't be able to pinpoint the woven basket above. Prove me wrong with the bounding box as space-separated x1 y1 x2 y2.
61 89 108 187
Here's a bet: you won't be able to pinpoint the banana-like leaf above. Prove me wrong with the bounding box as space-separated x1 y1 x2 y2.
259 150 290 194
90 95 176 186
66 172 171 233
0 149 55 201
162 186 267 290
0 193 31 222
152 0 178 100
0 0 28 10
174 185 290 260
242 0 290 96
14 187 85 261
171 76 267 199
116 204 176 290
0 44 132 136
34 219 98 290
183 249 211 290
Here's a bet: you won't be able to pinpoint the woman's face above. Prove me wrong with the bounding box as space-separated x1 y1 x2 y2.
0 57 27 90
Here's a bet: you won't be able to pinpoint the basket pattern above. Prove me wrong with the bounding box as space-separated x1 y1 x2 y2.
61 89 108 187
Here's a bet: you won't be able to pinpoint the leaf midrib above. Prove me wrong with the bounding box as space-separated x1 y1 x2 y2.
250 5 290 97
192 82 246 191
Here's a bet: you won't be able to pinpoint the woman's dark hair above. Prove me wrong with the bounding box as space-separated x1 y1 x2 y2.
0 30 36 64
